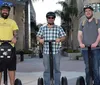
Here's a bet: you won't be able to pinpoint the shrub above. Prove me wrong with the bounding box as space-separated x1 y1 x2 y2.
66 49 80 53
66 49 73 53
73 50 80 53
16 49 33 54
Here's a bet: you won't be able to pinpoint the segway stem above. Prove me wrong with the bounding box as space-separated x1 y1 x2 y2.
87 46 94 84
44 40 56 85
4 65 7 85
49 42 54 85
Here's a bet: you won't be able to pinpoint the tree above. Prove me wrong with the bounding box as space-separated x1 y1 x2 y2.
68 0 78 29
55 0 78 48
55 1 71 48
68 0 78 49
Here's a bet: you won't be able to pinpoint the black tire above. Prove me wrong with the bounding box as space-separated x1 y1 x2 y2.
37 77 43 85
14 78 22 85
61 77 68 85
76 76 85 85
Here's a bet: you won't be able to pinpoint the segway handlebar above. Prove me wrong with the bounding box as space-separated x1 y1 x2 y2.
0 40 11 42
79 45 99 48
85 45 99 48
44 40 56 42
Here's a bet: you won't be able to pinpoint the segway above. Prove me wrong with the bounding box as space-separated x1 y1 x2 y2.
0 40 22 85
76 45 94 85
37 40 67 85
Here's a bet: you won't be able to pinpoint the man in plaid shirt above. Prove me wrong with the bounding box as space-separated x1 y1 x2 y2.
37 11 66 85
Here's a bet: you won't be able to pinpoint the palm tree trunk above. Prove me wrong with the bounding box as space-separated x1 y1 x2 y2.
25 1 29 49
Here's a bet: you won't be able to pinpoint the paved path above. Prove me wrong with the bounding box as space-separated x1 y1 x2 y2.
1 57 86 85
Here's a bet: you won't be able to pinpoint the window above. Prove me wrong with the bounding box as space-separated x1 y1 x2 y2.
92 3 100 12
97 3 100 12
92 4 96 12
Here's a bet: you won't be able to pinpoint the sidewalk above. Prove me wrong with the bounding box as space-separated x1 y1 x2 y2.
1 57 85 85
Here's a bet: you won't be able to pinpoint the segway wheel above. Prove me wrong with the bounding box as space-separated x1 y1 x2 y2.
61 77 68 85
37 77 43 85
14 78 22 85
76 76 85 85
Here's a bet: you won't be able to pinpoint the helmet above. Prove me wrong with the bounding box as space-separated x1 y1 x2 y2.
83 5 94 12
46 12 56 18
0 2 11 11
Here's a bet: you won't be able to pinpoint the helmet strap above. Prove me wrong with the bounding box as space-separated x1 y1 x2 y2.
47 23 54 28
48 23 54 25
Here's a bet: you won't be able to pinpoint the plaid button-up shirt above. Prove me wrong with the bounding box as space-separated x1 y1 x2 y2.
37 24 66 54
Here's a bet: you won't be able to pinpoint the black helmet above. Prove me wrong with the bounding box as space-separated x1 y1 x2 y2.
0 2 11 11
83 5 94 12
46 12 56 18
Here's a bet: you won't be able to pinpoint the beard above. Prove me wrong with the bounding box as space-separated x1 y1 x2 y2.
1 13 9 19
48 22 54 25
86 14 93 19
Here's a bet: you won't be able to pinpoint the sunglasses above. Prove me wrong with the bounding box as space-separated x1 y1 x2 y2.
47 17 55 19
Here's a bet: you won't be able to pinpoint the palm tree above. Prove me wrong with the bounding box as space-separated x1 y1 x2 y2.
55 0 78 49
55 1 71 31
68 0 78 49
69 0 78 24
55 2 71 48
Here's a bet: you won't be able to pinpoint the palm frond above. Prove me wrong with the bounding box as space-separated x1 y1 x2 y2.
56 1 69 10
55 10 62 17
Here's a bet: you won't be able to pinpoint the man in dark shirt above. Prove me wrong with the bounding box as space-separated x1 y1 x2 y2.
78 5 100 85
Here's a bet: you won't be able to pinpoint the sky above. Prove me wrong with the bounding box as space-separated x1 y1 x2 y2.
33 0 64 25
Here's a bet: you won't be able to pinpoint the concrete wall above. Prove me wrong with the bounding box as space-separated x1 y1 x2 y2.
89 0 100 3
82 0 100 4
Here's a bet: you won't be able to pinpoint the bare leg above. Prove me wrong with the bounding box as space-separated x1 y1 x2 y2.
8 71 15 85
0 72 2 85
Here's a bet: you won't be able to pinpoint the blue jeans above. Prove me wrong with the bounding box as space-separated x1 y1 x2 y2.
43 53 61 85
82 49 100 85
